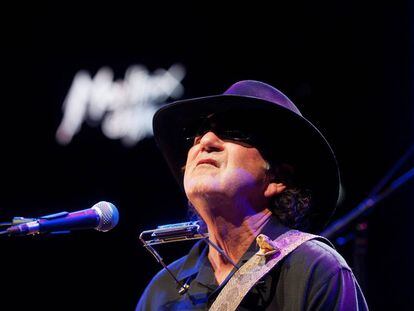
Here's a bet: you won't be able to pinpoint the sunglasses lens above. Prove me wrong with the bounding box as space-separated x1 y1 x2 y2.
184 112 256 146
186 128 253 146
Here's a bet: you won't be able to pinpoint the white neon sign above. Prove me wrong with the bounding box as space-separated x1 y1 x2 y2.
56 64 185 146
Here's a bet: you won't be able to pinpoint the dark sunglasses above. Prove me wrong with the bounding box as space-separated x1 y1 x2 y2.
184 113 256 147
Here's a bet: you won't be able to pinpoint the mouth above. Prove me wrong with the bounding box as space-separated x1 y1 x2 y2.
196 159 219 167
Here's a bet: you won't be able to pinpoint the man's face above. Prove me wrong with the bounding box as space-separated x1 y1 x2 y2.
183 130 271 206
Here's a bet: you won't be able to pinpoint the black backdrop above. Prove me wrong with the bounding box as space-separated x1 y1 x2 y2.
1 2 413 310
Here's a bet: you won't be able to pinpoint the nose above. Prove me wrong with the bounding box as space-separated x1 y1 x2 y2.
198 131 224 152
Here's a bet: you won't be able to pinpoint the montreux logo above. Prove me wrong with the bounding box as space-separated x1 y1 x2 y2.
56 64 186 146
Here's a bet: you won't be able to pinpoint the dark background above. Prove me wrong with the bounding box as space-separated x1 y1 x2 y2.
1 1 413 310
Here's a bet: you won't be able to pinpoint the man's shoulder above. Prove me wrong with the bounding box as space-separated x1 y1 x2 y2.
137 239 207 310
282 237 352 277
136 254 188 310
278 238 368 310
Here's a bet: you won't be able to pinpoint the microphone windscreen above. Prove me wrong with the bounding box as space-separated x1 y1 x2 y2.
92 201 119 232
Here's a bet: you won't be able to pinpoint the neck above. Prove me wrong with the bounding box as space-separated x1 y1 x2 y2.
194 198 272 284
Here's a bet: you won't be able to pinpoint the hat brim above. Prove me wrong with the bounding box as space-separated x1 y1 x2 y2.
153 94 340 233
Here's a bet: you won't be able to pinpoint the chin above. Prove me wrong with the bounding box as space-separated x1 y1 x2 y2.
184 176 223 197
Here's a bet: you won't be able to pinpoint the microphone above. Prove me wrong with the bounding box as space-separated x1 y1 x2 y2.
5 201 119 236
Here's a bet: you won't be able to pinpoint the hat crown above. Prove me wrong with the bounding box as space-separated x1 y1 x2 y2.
224 80 302 116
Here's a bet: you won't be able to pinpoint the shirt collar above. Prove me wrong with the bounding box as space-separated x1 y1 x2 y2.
176 239 209 281
175 216 291 284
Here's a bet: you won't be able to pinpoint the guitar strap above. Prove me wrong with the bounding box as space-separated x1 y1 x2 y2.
209 230 320 311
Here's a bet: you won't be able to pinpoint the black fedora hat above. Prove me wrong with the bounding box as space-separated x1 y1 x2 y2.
153 80 340 233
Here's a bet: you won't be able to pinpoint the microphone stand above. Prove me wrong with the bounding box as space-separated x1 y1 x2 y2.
321 143 414 239
320 143 414 291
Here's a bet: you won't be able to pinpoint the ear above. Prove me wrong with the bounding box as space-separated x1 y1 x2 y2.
264 182 286 198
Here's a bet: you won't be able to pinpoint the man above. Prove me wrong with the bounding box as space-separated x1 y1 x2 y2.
137 80 368 310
